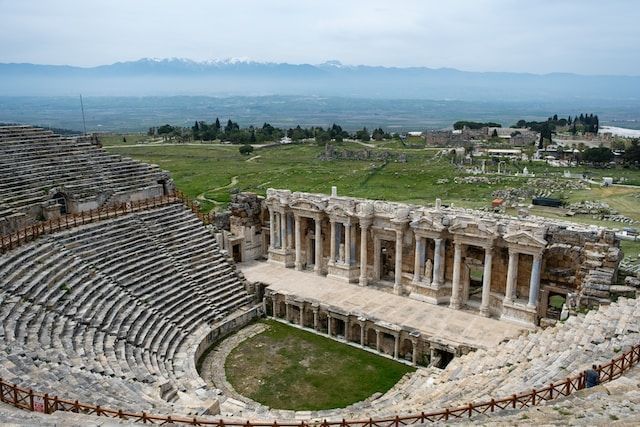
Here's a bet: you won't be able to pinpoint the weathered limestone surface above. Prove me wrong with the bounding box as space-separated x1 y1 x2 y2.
0 125 175 234
0 204 255 415
232 189 622 326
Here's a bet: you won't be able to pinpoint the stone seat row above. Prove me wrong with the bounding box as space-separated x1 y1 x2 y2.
0 127 168 223
352 297 640 419
0 205 253 414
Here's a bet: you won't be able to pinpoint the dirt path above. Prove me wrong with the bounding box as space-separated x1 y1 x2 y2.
195 176 240 206
246 155 262 162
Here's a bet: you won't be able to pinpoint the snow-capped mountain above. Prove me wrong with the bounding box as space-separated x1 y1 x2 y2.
0 58 638 100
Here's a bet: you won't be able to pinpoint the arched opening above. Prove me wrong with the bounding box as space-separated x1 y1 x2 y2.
366 328 377 349
277 301 286 319
52 192 68 214
333 318 346 339
401 339 414 362
431 348 454 369
318 312 328 334
157 179 169 195
349 323 361 344
302 307 314 328
380 332 395 356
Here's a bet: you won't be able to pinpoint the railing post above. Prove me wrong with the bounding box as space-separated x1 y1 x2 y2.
444 408 449 421
29 389 34 411
467 402 473 417
12 384 18 407
44 393 49 414
511 394 517 408
531 389 536 406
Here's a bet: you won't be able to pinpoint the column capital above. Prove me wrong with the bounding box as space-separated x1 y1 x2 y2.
358 216 373 228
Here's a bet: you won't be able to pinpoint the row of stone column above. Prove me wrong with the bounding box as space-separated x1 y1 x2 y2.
268 210 293 250
449 241 543 314
270 210 543 312
272 297 420 364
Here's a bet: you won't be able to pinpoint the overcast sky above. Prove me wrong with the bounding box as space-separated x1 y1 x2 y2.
1 0 638 75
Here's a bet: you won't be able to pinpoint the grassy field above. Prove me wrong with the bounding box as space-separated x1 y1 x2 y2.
107 140 529 212
224 319 414 410
104 136 640 258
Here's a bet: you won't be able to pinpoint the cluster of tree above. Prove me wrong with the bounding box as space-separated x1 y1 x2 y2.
148 119 392 145
514 113 599 135
624 140 640 165
582 146 614 165
453 121 502 130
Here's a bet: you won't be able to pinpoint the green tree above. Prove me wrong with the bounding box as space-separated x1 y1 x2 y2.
239 144 254 155
582 146 613 165
623 140 640 164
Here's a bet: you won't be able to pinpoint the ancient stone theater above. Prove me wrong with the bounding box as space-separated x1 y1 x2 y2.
0 126 638 426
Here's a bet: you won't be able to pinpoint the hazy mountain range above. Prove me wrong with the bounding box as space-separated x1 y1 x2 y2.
1 58 640 101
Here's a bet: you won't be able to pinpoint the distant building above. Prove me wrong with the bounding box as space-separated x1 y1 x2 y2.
279 136 292 144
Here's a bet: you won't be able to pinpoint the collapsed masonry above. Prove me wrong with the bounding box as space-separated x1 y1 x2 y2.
221 189 624 327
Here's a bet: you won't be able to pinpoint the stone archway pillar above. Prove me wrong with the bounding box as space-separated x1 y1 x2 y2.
480 246 493 317
294 215 303 271
359 219 371 286
527 253 543 308
314 216 323 275
504 250 519 303
268 208 275 250
450 242 463 309
393 228 403 294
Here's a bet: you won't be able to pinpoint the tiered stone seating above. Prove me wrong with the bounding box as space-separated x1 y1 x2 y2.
0 204 253 414
0 125 171 233
352 297 640 419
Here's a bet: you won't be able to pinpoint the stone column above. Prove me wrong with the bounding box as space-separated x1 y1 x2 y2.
413 236 423 283
287 213 293 249
432 238 444 287
271 298 277 317
350 225 357 265
299 305 304 326
375 329 381 352
280 212 287 250
480 246 493 317
285 302 290 322
294 215 303 270
527 253 543 308
394 229 403 294
344 318 350 341
312 307 319 330
344 223 352 265
411 339 418 365
327 315 332 336
329 219 336 264
504 250 519 303
269 208 275 250
359 220 371 286
449 242 463 309
393 334 400 359
373 237 381 280
314 217 322 275
360 323 366 346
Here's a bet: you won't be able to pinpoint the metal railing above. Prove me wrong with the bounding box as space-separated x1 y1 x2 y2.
0 344 638 425
0 190 209 253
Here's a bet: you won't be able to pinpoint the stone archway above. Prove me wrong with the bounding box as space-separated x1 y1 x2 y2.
349 323 361 344
401 338 413 362
52 192 68 214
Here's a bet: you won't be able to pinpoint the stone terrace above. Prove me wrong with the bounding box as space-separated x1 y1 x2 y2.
0 204 254 415
0 125 174 234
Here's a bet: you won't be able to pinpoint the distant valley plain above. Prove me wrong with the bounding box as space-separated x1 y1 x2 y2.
1 95 640 133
